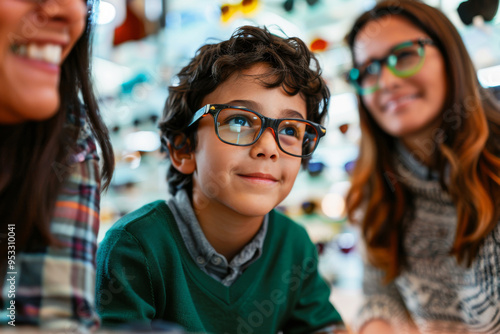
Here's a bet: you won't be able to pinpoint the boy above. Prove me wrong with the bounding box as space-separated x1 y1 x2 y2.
96 25 345 334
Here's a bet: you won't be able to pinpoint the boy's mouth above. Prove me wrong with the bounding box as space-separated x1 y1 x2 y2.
11 43 62 65
239 173 278 182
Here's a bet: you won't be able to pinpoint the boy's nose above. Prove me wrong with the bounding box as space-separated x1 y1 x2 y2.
250 128 279 161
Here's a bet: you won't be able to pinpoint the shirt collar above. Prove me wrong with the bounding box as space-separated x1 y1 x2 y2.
167 189 268 284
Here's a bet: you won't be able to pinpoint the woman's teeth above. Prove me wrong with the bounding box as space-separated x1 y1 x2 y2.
11 43 62 65
385 95 416 111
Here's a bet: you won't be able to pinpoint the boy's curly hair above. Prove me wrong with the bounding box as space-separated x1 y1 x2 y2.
159 25 330 196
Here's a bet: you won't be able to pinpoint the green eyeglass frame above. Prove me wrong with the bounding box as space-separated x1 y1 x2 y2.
348 38 434 95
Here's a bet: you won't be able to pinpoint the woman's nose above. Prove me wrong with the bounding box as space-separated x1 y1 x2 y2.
377 64 404 91
38 0 87 25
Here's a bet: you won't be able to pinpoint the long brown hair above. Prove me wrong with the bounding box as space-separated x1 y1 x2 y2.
0 0 114 256
345 0 500 281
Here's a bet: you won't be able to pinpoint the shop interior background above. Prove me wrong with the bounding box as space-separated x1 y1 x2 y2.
92 0 500 323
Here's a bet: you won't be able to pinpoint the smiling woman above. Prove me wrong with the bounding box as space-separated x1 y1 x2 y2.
0 0 86 122
343 1 500 334
0 0 114 330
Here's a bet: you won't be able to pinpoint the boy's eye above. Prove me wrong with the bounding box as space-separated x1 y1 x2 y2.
279 126 298 137
278 121 302 139
226 116 251 127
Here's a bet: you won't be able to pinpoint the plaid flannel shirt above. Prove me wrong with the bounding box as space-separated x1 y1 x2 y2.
1 112 102 332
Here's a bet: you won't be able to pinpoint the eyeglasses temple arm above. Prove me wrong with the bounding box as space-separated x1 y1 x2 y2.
188 105 211 127
319 125 327 138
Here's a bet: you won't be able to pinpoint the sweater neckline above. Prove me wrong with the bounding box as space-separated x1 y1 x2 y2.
167 189 268 286
394 140 440 181
157 200 272 306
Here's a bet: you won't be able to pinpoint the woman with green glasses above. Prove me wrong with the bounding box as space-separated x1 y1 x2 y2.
344 1 500 333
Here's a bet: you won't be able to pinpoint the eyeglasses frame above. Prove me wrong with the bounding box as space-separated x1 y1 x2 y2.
187 104 327 158
348 38 434 95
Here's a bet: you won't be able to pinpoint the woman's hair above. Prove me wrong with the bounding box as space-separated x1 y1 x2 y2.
0 0 114 254
345 0 500 281
159 25 330 196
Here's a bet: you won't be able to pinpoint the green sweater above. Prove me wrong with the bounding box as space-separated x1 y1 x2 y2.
96 200 342 334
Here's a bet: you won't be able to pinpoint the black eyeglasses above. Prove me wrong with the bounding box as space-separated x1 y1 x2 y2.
348 38 434 95
187 104 326 158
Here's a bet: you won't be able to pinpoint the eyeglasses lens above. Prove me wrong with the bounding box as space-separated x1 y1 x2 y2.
390 43 424 75
216 108 261 145
352 42 425 95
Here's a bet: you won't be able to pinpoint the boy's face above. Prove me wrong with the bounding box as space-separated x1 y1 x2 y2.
190 64 306 218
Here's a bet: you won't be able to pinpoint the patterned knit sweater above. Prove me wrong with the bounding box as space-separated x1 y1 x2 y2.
355 144 500 334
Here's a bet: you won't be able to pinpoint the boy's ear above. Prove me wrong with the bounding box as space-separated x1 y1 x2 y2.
168 135 196 175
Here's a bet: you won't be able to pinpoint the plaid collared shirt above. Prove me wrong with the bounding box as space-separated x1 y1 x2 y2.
1 112 102 332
